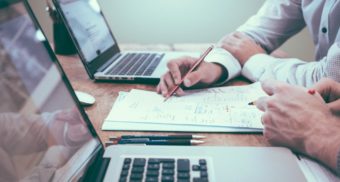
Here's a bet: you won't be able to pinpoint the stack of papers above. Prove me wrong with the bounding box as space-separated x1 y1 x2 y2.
102 83 267 133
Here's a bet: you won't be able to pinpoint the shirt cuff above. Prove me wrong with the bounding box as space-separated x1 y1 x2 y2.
204 47 241 85
241 54 277 82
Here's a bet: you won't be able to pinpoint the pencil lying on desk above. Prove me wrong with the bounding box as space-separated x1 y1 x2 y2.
163 45 214 102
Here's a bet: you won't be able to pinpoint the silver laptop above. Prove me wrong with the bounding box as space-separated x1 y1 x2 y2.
0 1 306 181
52 0 197 83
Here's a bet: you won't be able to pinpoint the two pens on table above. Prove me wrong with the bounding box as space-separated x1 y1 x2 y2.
105 135 206 146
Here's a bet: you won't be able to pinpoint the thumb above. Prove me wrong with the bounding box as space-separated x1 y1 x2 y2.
183 71 203 87
327 99 340 116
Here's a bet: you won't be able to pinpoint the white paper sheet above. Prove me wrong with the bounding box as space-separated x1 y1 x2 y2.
104 83 266 130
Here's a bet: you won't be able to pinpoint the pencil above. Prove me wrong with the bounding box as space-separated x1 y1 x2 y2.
164 45 214 102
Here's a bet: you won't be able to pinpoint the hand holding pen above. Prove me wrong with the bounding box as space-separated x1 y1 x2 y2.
163 46 214 101
157 46 226 98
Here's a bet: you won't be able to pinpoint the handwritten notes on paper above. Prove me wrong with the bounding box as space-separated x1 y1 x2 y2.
105 83 267 129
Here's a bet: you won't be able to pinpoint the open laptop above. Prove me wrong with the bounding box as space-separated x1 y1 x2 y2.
52 0 198 83
0 1 306 181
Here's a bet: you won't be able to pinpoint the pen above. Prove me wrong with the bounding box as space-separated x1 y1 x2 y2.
112 135 206 140
248 101 256 106
118 139 204 145
164 45 214 102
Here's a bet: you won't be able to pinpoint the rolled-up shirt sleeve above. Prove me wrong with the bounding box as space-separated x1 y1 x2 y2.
237 0 306 53
241 42 340 87
204 47 242 84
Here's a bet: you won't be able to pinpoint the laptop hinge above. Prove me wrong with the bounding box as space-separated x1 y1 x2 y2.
80 155 111 182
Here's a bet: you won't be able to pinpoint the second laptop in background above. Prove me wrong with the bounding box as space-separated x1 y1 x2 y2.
52 0 198 83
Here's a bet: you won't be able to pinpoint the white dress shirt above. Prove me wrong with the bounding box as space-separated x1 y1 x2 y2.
205 0 340 175
205 0 340 87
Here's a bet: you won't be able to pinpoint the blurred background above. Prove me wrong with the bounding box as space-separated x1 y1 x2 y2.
28 0 315 60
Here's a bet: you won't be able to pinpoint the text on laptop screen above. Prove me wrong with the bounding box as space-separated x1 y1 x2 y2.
0 1 101 181
58 0 115 63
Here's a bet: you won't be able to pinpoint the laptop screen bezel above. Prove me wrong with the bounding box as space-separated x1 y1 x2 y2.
20 0 106 180
52 0 121 79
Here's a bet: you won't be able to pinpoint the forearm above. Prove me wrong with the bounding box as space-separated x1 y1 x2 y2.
0 113 50 153
242 41 340 87
237 0 305 52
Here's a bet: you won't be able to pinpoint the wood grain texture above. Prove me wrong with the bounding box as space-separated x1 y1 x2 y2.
57 44 269 147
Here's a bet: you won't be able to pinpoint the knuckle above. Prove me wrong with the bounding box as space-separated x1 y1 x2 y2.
166 61 175 68
275 84 289 93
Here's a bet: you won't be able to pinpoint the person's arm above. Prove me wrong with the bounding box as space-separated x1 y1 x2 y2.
256 79 340 175
242 42 340 87
0 113 50 154
237 0 305 53
211 0 306 84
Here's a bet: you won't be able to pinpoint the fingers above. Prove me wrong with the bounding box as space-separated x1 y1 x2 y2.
167 57 196 85
157 75 169 96
157 73 185 97
260 79 287 96
233 31 248 40
255 96 269 111
328 99 340 115
312 78 340 102
183 71 203 87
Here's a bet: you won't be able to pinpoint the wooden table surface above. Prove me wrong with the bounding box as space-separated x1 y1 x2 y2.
57 44 269 147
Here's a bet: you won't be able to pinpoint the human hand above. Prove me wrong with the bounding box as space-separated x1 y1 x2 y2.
255 79 340 172
219 32 265 66
49 108 91 146
156 56 226 97
312 78 340 116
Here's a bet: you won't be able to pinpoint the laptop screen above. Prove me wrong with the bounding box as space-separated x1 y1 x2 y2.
0 1 101 181
57 0 116 63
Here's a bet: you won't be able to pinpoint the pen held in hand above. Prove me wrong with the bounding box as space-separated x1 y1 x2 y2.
164 45 214 102
248 101 256 106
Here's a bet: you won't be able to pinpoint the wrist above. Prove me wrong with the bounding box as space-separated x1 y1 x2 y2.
211 63 228 85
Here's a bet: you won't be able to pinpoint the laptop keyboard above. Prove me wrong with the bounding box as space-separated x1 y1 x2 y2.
106 53 164 76
119 157 209 182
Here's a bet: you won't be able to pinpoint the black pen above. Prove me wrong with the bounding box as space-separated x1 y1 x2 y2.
118 139 204 145
111 135 206 140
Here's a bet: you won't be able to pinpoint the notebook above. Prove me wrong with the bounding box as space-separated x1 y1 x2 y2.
0 1 307 181
52 0 198 83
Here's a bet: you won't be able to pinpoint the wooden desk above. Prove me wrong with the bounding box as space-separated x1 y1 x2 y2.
57 44 269 147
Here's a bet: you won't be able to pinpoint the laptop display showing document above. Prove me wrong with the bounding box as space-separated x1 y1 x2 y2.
53 0 198 83
56 0 114 62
